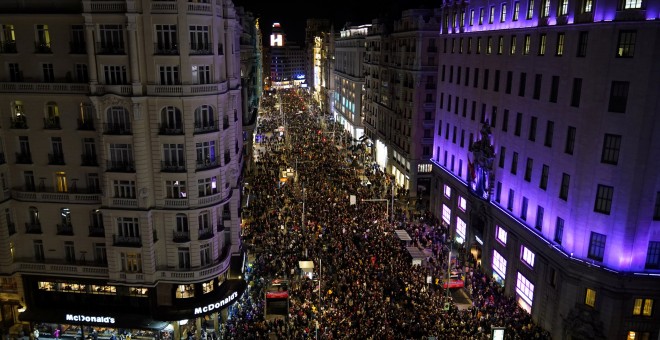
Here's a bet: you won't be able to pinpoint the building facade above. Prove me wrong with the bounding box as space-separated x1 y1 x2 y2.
431 0 660 339
0 0 250 337
265 23 306 90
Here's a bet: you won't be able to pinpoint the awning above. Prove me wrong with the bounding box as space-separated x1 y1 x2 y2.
19 309 169 330
406 246 427 265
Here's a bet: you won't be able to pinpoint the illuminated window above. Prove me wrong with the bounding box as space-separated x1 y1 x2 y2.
516 272 534 306
616 30 636 58
458 196 467 212
442 204 451 225
487 36 493 54
556 33 565 56
538 34 546 55
38 281 56 291
91 285 116 295
523 35 531 55
202 280 214 294
500 3 507 22
521 245 535 267
496 225 508 245
622 0 642 9
470 9 475 25
558 0 568 15
444 184 452 198
627 331 651 340
489 6 495 24
510 35 517 54
176 284 195 298
498 36 504 54
585 288 596 307
541 0 550 17
582 0 593 12
526 0 534 19
493 250 507 278
513 1 520 20
456 217 466 241
479 8 485 24
633 298 654 317
129 287 148 297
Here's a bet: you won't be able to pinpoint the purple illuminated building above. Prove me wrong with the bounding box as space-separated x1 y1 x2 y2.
430 0 660 338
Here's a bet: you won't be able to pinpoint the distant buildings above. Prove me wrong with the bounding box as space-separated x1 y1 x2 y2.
264 23 305 90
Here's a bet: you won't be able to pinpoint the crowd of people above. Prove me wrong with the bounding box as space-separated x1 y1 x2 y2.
222 89 551 339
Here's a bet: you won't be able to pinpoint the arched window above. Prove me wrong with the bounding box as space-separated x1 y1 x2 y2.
160 106 183 133
194 105 215 130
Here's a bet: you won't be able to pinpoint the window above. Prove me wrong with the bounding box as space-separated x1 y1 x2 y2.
560 173 570 200
175 214 189 235
64 241 75 263
524 158 533 182
608 81 629 113
458 196 467 211
622 0 643 10
120 252 142 273
515 112 522 136
117 217 139 238
646 241 660 268
507 189 515 211
178 248 191 269
109 143 134 168
99 24 124 53
633 298 654 316
479 8 485 24
487 36 493 54
189 25 210 53
200 243 212 266
176 283 194 298
456 217 467 241
469 9 475 25
521 245 535 267
519 72 527 96
103 65 127 85
585 288 596 307
601 134 621 165
55 172 67 193
493 250 507 278
511 152 518 175
442 204 451 225
500 3 507 22
555 217 564 244
577 31 588 57
510 36 517 55
571 78 583 107
565 126 576 155
8 63 22 82
516 272 534 306
496 225 508 245
499 146 506 168
654 193 660 221
588 232 607 262
526 0 534 19
540 164 549 190
74 64 88 82
94 243 107 265
159 66 180 85
192 65 211 84
529 116 537 141
165 180 186 198
444 184 452 198
513 1 520 20
35 24 51 51
556 33 565 56
502 109 509 131
155 24 177 52
538 34 546 56
521 197 528 220
34 240 45 261
594 184 614 214
196 141 216 166
163 143 185 168
558 0 569 14
42 63 54 82
489 6 495 23
197 176 218 197
544 121 554 147
523 35 531 55
581 0 593 12
535 206 544 230
541 0 550 17
550 76 559 103
194 105 215 129
496 182 502 203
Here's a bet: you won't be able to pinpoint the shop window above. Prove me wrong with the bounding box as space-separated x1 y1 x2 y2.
458 196 467 212
521 245 535 268
493 250 507 279
633 298 653 316
176 284 195 298
202 280 214 294
496 225 508 245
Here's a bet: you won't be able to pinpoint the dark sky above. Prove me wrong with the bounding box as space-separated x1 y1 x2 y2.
234 0 436 44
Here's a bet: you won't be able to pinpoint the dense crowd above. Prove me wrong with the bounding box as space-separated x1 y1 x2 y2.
222 89 551 339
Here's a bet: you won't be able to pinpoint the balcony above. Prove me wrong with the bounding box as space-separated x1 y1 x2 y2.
0 41 17 53
111 198 138 207
193 121 218 134
48 153 65 165
0 82 88 94
190 42 212 55
198 227 214 240
113 235 141 247
69 42 87 54
77 118 95 130
88 225 105 237
34 42 52 54
161 161 186 172
10 116 28 129
195 158 219 171
44 117 61 129
96 42 125 55
164 198 189 208
12 188 101 204
15 152 32 164
155 250 231 283
56 224 74 235
159 124 184 135
81 154 98 166
173 230 190 243
154 43 179 55
25 223 42 234
103 123 132 135
106 160 135 172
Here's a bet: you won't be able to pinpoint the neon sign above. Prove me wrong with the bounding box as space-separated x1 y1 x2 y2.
65 314 115 324
193 291 238 315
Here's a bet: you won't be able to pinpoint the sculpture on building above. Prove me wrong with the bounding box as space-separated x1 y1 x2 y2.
468 123 495 200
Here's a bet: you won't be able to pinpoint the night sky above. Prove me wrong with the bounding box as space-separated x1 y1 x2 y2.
233 0 437 44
